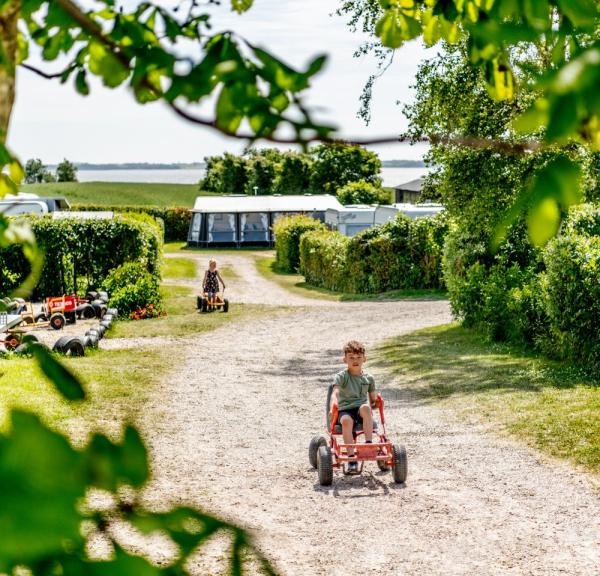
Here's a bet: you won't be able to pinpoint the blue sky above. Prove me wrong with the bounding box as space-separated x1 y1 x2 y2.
8 1 433 164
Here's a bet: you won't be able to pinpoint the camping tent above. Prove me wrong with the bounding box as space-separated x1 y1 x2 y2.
187 194 343 247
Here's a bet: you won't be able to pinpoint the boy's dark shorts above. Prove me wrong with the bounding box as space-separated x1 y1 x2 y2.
337 407 364 426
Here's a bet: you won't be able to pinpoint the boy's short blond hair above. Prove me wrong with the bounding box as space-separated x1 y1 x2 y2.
343 340 366 355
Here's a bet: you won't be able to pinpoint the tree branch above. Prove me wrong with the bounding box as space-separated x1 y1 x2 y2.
21 62 75 80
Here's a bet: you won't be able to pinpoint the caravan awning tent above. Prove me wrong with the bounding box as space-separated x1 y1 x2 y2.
188 194 343 246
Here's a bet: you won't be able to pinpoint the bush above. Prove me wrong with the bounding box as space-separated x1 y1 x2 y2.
102 262 162 318
299 230 349 291
273 215 326 272
71 205 191 241
0 216 161 299
544 234 600 365
336 180 390 205
298 213 448 293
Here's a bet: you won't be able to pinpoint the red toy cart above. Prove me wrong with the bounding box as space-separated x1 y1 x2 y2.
309 383 407 486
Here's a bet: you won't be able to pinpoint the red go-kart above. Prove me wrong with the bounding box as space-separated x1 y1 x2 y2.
309 384 407 486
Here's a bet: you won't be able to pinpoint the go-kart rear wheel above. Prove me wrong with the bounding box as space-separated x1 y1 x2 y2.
223 298 229 313
308 435 327 468
392 444 407 484
196 296 202 310
50 313 66 330
317 445 333 486
201 298 208 313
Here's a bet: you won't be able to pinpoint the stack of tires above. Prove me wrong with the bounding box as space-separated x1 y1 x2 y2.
78 290 110 320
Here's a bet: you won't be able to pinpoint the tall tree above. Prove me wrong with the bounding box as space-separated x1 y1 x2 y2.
55 158 78 182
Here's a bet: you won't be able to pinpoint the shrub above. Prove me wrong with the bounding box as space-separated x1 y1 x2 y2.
300 230 349 290
71 205 191 241
336 180 390 205
544 234 600 365
273 215 326 272
0 216 161 299
102 262 162 317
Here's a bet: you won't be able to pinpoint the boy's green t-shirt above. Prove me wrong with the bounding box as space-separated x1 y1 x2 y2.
334 369 375 410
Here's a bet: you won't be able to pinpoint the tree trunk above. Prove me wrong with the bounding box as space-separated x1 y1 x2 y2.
0 1 20 144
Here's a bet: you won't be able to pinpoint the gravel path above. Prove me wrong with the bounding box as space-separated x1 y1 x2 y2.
138 253 599 575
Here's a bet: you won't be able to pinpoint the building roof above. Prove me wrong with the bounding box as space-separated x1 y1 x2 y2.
393 178 423 192
192 194 343 213
4 193 70 210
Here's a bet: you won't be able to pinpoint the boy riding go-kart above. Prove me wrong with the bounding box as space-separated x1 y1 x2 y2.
309 340 407 486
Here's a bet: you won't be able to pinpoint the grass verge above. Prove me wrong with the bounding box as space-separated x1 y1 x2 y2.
255 255 447 302
0 346 175 435
162 257 197 280
374 323 600 475
109 284 268 338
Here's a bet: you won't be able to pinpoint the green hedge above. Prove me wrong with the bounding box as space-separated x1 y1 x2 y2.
0 215 161 299
544 234 600 364
299 230 349 291
71 204 190 241
298 213 448 293
273 215 326 272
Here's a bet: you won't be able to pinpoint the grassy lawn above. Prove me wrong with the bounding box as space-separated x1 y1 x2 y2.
255 255 447 302
0 346 174 434
374 323 600 475
20 182 219 207
162 257 197 280
109 284 269 338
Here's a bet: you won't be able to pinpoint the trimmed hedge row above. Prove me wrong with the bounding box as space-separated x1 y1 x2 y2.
298 213 448 293
273 215 326 272
71 204 191 241
0 215 161 299
443 203 600 366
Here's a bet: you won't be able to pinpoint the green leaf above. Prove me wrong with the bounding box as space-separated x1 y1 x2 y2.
75 69 90 96
557 0 598 29
376 8 404 49
121 425 149 488
30 343 86 401
231 0 254 13
216 85 243 133
527 197 561 246
523 0 550 30
87 42 129 88
0 411 85 569
545 94 580 141
513 99 550 134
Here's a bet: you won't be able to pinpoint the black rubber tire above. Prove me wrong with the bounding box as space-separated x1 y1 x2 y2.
223 299 229 313
317 445 334 486
50 313 66 330
65 310 77 325
84 334 99 349
100 320 111 330
77 304 96 319
97 291 109 302
377 455 391 472
201 298 208 313
106 307 118 316
34 312 48 323
309 435 328 469
86 291 99 302
196 296 202 310
392 444 408 484
52 335 72 353
102 314 114 322
96 325 106 338
61 337 85 357
4 334 21 351
5 301 18 312
14 297 25 303
92 303 106 319
14 343 32 356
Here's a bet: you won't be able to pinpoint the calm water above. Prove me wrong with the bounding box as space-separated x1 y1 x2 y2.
76 166 429 187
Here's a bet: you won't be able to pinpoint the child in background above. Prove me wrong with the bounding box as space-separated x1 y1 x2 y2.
202 258 226 302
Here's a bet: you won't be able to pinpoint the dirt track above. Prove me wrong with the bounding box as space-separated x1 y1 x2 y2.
139 252 600 575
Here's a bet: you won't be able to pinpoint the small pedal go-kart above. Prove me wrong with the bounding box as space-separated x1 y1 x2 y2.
196 291 229 313
309 384 407 486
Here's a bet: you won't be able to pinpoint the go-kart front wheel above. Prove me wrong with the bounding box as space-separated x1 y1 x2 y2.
223 298 229 313
392 444 407 484
308 435 327 468
317 445 333 486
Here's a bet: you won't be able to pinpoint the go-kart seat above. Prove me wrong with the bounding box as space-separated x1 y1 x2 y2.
326 383 378 435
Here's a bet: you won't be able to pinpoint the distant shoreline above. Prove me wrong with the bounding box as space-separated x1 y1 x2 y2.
51 159 425 171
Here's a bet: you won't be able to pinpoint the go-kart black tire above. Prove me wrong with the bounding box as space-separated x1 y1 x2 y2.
317 445 333 486
50 313 66 330
34 312 48 323
201 298 208 313
61 337 85 357
65 310 77 325
309 435 327 469
392 444 407 484
223 298 229 313
196 296 202 310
